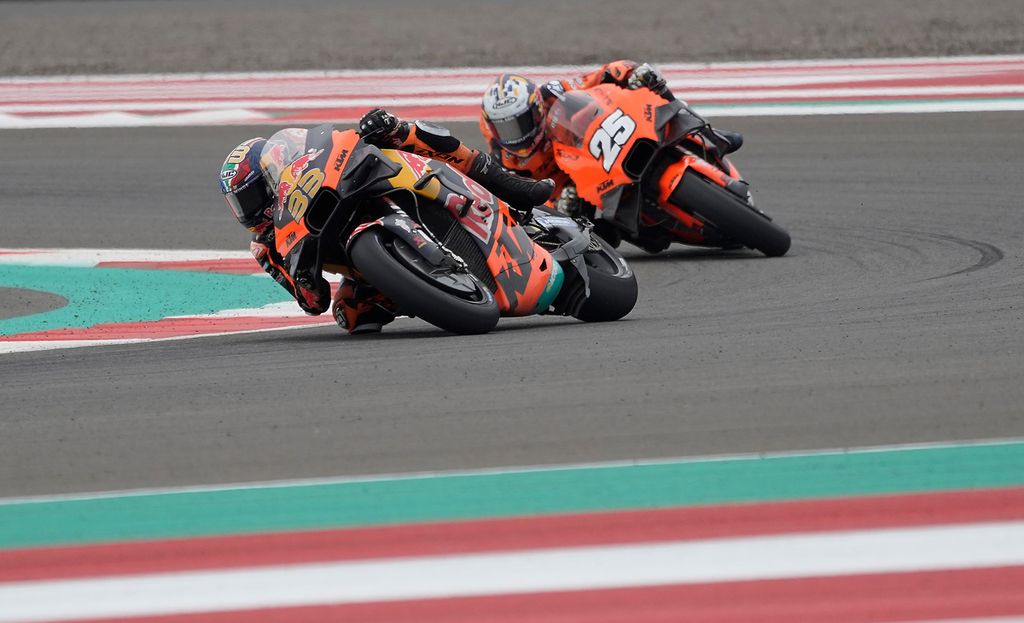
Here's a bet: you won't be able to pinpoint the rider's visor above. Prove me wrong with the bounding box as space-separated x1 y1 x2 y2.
492 107 542 149
224 177 273 229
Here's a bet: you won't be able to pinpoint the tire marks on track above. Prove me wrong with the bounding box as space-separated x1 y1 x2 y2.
923 233 1005 279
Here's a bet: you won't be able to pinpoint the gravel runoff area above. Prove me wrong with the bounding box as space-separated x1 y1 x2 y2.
1 0 1023 76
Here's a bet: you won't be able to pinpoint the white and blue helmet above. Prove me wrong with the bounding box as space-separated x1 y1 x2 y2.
481 74 544 156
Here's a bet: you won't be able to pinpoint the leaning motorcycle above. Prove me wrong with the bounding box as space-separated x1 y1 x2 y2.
547 84 791 256
271 125 638 335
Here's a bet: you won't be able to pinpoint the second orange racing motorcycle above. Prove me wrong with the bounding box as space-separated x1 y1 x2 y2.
547 84 791 256
272 125 638 335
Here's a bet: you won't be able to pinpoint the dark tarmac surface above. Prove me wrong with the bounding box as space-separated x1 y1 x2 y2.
1 113 1022 496
0 289 67 320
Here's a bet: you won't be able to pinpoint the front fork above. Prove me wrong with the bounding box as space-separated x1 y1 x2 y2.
527 210 594 315
651 152 751 241
346 196 468 273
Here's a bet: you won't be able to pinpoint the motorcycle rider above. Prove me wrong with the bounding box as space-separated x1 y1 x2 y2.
478 60 744 216
219 116 554 334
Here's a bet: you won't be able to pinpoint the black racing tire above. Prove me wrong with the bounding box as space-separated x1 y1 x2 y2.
349 228 499 335
591 220 622 249
670 171 791 257
573 235 639 323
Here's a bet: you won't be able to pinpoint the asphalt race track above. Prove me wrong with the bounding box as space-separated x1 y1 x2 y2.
1 111 1021 496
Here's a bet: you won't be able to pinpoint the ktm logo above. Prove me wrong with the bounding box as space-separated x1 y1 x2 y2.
332 149 350 172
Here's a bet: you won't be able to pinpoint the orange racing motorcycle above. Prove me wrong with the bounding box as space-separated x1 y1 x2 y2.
547 84 791 256
273 125 638 335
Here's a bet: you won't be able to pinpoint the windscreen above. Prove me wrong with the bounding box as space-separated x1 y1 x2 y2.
259 128 309 188
546 90 607 149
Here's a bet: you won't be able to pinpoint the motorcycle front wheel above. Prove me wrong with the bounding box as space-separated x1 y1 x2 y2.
349 228 499 335
572 235 639 323
670 171 791 257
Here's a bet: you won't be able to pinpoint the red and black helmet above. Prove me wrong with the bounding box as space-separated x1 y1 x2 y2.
219 137 272 231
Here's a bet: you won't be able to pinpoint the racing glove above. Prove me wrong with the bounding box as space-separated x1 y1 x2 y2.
556 185 584 217
627 63 674 100
357 108 404 146
250 236 330 315
292 271 331 315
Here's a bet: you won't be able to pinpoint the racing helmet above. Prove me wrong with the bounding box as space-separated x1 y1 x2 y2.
481 74 545 156
219 137 273 231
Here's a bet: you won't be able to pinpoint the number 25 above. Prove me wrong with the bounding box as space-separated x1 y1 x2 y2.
589 109 636 172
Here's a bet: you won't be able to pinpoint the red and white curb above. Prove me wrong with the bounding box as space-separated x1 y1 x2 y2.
1 55 1022 128
2 489 1024 622
4 523 1024 622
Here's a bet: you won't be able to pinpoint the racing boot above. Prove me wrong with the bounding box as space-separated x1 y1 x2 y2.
467 152 555 220
331 279 398 335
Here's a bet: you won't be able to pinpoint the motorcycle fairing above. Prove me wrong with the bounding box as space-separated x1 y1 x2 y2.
268 126 341 283
273 128 405 280
548 85 661 212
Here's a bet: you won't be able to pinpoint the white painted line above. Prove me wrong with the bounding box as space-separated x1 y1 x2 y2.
3 75 1021 105
0 96 481 114
5 85 1024 114
2 436 1021 506
699 99 1024 117
0 248 250 266
2 522 1023 622
0 70 1012 104
0 111 145 128
139 109 272 126
922 619 1024 623
1 98 1021 130
0 339 151 354
167 301 315 319
678 85 1024 99
0 321 333 356
1 54 1022 84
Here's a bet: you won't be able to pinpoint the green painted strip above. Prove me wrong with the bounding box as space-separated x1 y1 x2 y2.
0 265 288 336
2 441 1023 549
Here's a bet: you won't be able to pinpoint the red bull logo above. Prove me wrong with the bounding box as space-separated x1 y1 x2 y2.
263 143 287 170
276 180 294 211
397 150 430 179
289 149 324 179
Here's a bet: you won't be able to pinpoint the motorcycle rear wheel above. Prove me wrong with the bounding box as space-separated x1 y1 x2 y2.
349 229 499 335
573 235 639 323
670 171 791 257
